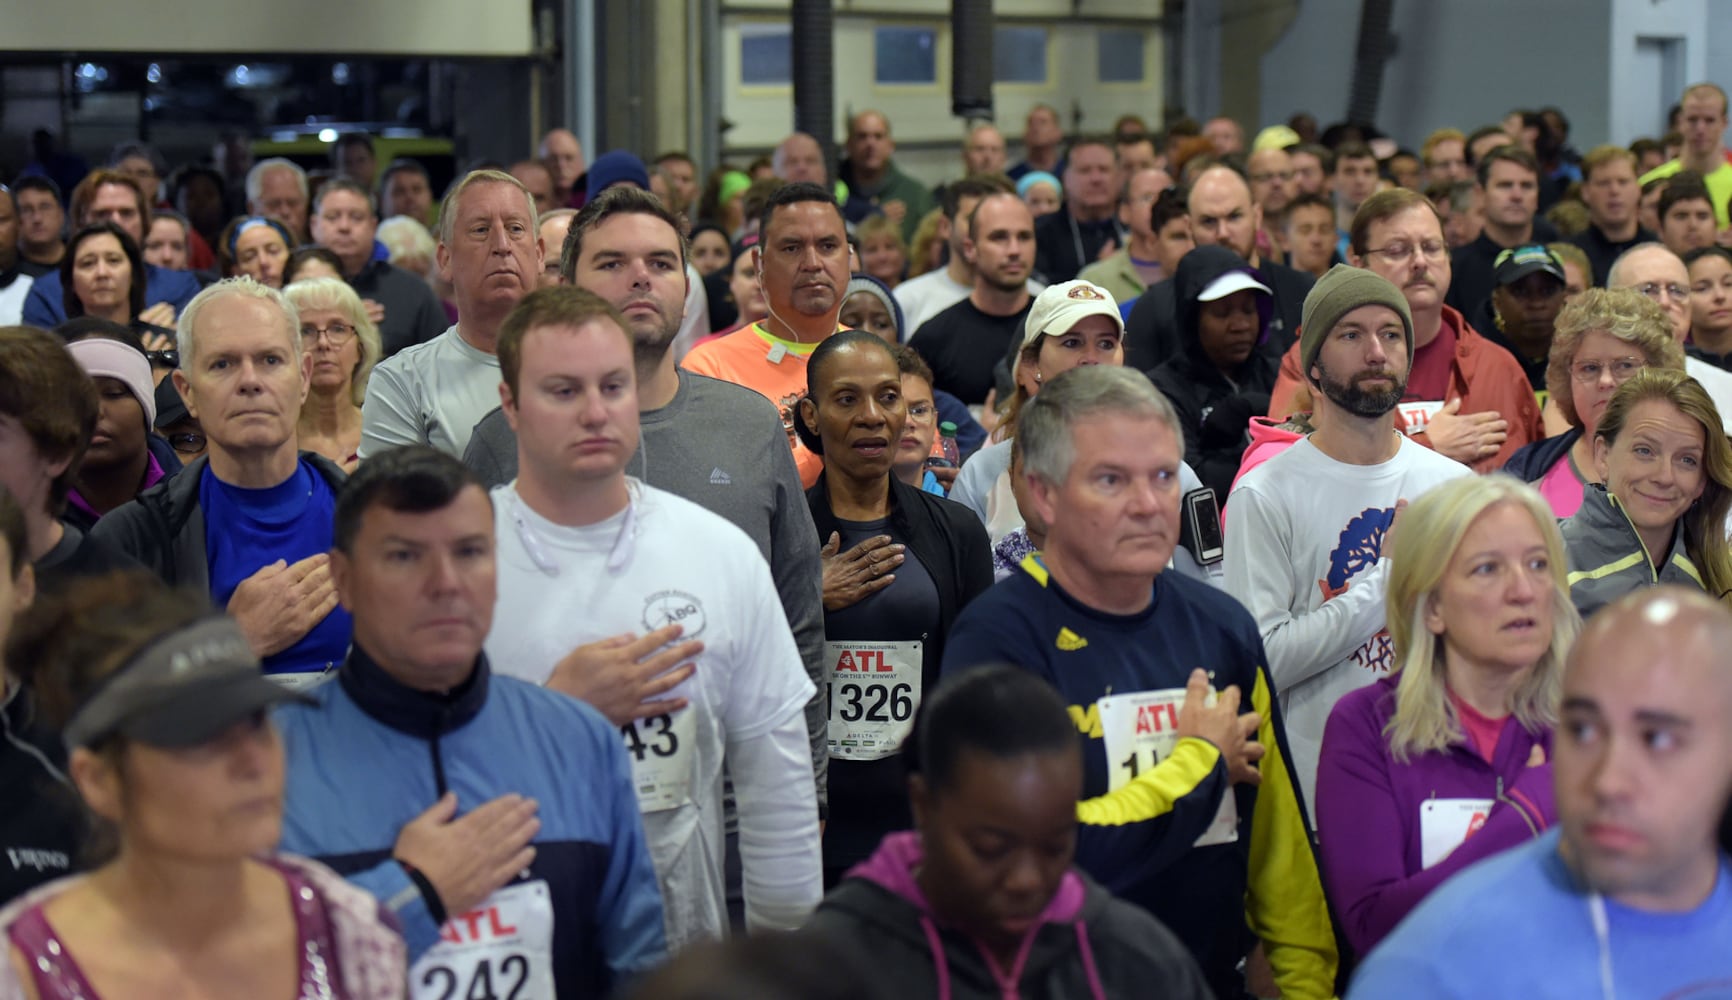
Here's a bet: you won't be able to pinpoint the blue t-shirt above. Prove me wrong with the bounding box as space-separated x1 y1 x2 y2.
200 460 352 675
1351 828 1732 998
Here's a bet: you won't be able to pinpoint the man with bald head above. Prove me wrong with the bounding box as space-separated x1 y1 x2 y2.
1125 163 1315 367
840 110 934 243
1078 167 1176 303
1352 586 1732 998
773 133 828 186
1608 242 1732 430
539 128 585 207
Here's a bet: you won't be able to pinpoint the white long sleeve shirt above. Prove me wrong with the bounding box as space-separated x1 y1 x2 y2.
485 479 821 950
1224 436 1469 810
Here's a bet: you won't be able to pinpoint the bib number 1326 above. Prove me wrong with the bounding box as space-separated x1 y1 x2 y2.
825 640 922 761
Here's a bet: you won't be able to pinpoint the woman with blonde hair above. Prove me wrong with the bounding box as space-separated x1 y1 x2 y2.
948 280 1127 541
905 208 945 279
284 276 381 471
1502 288 1685 516
1560 368 1732 616
1315 474 1578 957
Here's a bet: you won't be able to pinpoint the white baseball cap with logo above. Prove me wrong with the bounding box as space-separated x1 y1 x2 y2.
1019 279 1125 354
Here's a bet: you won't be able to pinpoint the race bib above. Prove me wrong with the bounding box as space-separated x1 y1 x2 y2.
1098 688 1239 847
621 710 698 812
267 669 334 694
1419 797 1493 869
826 640 922 761
1397 400 1446 436
410 879 555 1000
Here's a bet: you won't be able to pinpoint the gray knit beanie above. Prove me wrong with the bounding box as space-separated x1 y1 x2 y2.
1299 264 1414 383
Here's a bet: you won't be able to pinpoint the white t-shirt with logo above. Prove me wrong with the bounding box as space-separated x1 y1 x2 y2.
1224 436 1470 810
485 479 820 950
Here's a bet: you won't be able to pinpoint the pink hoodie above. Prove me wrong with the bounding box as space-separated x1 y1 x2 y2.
1230 416 1307 497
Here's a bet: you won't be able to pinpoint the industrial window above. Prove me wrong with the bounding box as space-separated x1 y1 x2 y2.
1097 29 1146 83
874 26 938 86
739 23 792 86
994 26 1047 84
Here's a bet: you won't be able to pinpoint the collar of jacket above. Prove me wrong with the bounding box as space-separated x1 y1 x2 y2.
1 678 33 741
338 642 491 739
807 470 918 537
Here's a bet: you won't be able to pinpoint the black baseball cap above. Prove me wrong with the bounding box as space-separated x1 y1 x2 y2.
1494 244 1566 287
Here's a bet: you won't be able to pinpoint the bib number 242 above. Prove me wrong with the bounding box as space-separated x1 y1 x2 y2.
420 955 530 1000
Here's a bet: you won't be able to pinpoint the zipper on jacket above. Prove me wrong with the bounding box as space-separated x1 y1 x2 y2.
1492 774 1541 838
1608 493 1668 582
428 704 452 796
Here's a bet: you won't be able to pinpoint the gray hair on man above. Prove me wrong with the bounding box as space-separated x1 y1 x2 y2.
1019 366 1179 487
176 276 302 366
245 157 309 204
437 169 540 246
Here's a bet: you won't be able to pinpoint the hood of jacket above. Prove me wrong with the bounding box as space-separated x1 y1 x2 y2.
1230 416 1309 496
1172 245 1274 371
825 831 1110 1000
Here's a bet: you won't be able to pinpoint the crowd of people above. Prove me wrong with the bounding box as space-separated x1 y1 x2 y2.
2 77 1732 999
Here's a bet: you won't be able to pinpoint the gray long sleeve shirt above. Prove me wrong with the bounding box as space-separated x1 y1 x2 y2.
464 368 830 811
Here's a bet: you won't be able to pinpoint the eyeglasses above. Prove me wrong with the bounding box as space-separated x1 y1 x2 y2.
145 349 179 369
1250 170 1294 185
166 431 207 455
1570 357 1644 384
907 402 935 421
1364 240 1449 263
1634 281 1690 304
300 322 356 345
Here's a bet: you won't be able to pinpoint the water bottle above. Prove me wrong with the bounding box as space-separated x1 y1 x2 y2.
940 422 961 467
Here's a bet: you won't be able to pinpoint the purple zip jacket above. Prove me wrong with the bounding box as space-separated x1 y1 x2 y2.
1314 675 1554 957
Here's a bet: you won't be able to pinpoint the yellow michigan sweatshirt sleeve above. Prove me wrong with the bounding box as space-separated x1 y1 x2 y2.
1245 665 1340 998
1076 736 1223 826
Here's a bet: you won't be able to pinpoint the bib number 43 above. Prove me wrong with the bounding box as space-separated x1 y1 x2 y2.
620 714 680 761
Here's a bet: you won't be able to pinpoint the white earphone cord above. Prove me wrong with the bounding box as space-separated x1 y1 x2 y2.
1589 892 1615 1000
